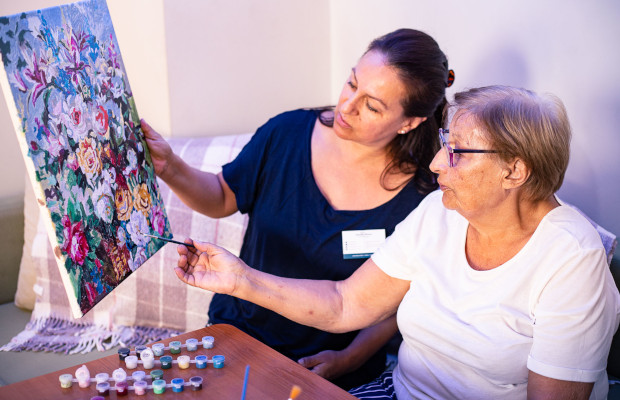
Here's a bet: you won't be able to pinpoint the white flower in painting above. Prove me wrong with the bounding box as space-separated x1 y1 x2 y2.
70 184 93 216
127 209 149 247
92 183 114 224
102 168 117 191
63 95 90 142
128 246 147 271
123 148 138 176
110 75 125 98
47 90 65 124
116 225 128 248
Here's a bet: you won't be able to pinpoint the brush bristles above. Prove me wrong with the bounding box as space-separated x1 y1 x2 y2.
289 384 302 399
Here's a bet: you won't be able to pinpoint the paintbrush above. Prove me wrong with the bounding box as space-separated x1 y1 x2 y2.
241 364 250 400
143 233 196 248
288 384 302 400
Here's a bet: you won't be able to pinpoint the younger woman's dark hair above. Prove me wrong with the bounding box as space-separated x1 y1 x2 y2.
317 28 451 194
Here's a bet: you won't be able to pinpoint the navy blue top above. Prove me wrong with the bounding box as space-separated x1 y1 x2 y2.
209 109 427 388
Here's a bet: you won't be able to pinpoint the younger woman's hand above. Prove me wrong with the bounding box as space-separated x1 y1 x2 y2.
141 119 173 177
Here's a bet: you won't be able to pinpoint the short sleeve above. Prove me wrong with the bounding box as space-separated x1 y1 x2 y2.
222 119 274 214
528 247 620 382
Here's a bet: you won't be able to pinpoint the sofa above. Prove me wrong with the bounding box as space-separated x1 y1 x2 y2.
0 131 619 398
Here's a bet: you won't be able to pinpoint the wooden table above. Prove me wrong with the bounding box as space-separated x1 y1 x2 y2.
0 324 356 399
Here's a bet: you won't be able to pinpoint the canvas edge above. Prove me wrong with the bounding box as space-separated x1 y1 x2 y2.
0 48 84 318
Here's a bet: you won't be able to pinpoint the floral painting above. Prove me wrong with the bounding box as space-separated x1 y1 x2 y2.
0 0 172 317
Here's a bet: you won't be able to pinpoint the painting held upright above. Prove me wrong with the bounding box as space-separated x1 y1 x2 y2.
0 0 172 317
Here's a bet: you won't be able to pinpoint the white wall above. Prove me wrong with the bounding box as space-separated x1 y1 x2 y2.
161 0 331 137
0 0 169 199
330 0 620 237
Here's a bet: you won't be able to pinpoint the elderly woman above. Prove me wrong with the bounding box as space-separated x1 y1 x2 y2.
174 85 620 399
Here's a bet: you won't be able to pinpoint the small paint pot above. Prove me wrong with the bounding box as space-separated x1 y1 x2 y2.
118 347 131 360
75 365 91 388
140 349 155 369
96 381 110 395
202 336 214 349
58 373 73 388
95 372 109 384
131 370 146 382
152 343 165 356
150 369 164 380
90 397 105 400
169 340 182 354
177 355 191 369
152 379 166 394
116 380 128 397
190 376 203 391
212 355 225 369
133 380 148 395
124 355 138 369
185 338 199 351
171 377 185 393
160 355 173 369
112 368 127 383
195 355 208 369
135 345 147 358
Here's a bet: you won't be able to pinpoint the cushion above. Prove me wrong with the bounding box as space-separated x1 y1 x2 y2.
3 133 251 353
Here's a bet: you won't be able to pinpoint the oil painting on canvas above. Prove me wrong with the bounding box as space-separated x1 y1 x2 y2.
0 0 172 317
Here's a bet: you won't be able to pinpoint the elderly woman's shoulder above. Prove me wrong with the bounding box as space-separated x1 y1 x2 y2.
544 204 608 253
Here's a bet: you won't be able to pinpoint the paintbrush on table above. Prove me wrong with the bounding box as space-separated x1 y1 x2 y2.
143 233 196 248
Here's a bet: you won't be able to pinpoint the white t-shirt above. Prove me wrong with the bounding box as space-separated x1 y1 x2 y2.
372 190 620 400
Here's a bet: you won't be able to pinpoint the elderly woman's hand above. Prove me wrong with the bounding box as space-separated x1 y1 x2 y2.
175 239 247 295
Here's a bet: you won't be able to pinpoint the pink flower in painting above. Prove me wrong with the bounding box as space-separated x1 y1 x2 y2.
66 153 79 171
21 49 49 106
61 215 89 266
84 281 98 306
151 205 166 235
91 105 109 136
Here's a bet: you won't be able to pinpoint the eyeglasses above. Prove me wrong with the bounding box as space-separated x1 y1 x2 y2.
438 128 499 167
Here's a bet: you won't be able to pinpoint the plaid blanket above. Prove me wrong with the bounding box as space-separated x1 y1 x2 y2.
2 133 251 354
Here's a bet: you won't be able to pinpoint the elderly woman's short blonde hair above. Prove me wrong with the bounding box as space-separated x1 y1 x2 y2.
449 85 571 202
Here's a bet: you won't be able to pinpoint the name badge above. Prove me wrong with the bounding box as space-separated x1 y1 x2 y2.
342 229 386 259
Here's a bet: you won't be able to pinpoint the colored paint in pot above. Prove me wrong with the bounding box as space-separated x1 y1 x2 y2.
177 355 191 369
135 345 147 358
133 380 148 395
152 379 166 394
212 355 225 369
124 355 138 369
160 355 173 369
195 355 208 369
116 380 128 397
152 343 165 356
169 341 182 354
95 372 109 384
190 376 203 391
118 347 130 360
171 378 184 393
202 336 214 349
131 370 146 382
150 369 164 380
96 381 110 396
58 374 73 388
185 338 198 351
90 397 105 400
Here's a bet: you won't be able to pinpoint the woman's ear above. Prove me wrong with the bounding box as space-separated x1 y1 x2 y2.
399 116 428 134
502 158 530 189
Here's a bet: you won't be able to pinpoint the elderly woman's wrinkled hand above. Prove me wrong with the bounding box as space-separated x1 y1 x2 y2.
175 239 245 295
